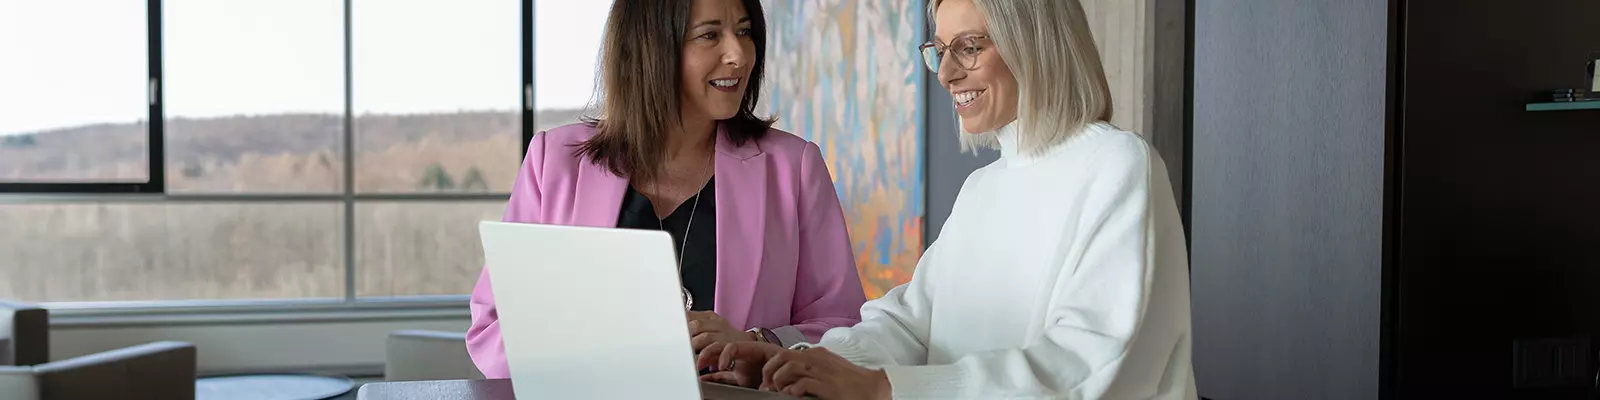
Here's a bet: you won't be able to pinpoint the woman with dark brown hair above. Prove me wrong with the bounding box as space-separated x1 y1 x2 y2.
465 0 867 379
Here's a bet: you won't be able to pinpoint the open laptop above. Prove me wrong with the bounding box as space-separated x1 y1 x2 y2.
479 221 777 400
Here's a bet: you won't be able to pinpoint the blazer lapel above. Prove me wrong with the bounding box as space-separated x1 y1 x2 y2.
571 159 628 228
712 124 767 329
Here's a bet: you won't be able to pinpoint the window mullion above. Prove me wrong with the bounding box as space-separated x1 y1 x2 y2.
342 0 357 303
149 0 166 193
522 0 535 158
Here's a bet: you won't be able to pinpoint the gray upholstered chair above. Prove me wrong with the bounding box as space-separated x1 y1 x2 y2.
0 340 197 400
384 330 485 382
0 300 199 399
0 300 48 367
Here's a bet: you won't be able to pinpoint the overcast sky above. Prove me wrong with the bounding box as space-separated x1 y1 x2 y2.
0 0 609 135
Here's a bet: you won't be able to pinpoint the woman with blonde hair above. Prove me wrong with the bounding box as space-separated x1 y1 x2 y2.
695 0 1196 398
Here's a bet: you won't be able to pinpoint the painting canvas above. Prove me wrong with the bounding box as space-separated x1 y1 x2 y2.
761 0 925 299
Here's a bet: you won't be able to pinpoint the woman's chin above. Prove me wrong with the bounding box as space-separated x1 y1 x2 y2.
700 104 741 121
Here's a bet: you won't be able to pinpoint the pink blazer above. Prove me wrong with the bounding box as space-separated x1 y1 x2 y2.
466 123 867 379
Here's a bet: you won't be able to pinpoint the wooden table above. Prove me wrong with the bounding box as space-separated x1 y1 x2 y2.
356 379 800 400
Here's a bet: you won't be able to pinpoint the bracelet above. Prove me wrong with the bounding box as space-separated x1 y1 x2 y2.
746 327 780 345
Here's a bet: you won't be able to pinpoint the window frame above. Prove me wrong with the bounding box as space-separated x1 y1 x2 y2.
0 0 538 313
0 0 167 194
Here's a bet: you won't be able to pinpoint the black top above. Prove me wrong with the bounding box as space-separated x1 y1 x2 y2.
616 178 717 311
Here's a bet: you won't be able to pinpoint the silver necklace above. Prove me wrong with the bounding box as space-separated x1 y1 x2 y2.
656 158 712 311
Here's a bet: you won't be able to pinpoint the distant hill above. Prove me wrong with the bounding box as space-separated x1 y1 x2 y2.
0 109 591 192
0 121 152 181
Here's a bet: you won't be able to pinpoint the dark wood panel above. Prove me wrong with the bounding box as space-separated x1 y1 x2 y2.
1396 0 1600 398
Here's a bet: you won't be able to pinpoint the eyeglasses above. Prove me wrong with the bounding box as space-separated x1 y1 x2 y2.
919 34 989 73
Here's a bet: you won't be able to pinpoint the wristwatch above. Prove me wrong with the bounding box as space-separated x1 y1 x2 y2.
747 327 781 345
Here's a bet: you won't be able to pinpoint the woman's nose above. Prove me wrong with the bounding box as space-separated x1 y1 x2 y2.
721 39 745 68
937 52 965 86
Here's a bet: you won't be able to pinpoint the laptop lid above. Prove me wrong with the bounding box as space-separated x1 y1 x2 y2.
479 221 701 400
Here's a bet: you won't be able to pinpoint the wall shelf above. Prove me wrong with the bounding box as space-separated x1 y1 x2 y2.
1526 101 1600 111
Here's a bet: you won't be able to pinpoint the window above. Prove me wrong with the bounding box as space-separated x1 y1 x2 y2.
354 201 505 297
0 0 534 306
353 0 519 195
351 0 520 296
164 0 345 193
0 202 344 302
0 1 149 184
532 0 610 131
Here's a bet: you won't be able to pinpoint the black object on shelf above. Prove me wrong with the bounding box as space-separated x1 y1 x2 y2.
1588 53 1598 92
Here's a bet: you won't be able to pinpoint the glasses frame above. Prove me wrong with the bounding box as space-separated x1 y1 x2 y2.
919 34 990 73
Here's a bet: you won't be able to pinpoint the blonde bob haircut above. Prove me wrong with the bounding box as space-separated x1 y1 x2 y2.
931 0 1114 154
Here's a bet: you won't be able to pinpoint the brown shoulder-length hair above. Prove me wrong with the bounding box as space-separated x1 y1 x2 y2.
576 0 775 183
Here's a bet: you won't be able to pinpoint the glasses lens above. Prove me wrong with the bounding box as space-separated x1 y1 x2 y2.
920 44 940 72
952 37 978 70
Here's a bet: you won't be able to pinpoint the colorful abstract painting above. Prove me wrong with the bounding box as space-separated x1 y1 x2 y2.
760 0 925 299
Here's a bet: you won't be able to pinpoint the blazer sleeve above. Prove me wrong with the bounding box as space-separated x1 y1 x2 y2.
772 142 867 346
466 132 549 379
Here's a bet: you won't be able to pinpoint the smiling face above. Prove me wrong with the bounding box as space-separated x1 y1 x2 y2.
679 0 757 122
933 0 1019 134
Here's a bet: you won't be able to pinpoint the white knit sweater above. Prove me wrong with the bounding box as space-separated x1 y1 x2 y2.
814 122 1197 399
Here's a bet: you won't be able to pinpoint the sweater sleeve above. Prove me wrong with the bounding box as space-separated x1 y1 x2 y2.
814 240 942 368
877 144 1162 399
